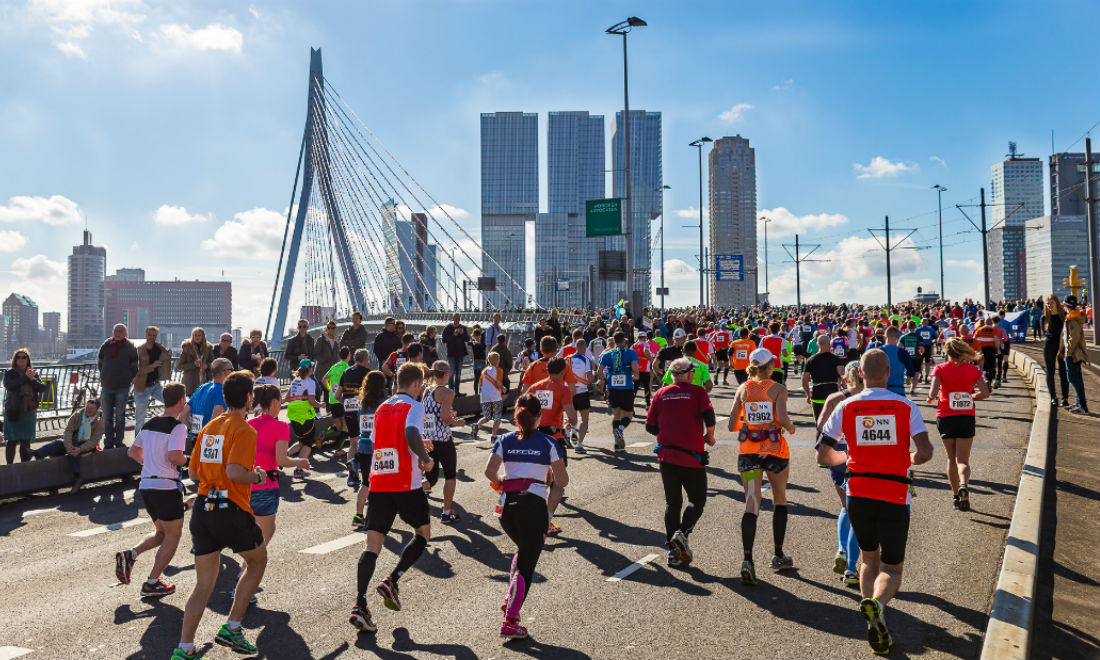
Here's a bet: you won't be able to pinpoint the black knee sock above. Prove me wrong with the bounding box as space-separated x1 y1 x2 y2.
773 505 788 554
390 535 428 581
620 417 631 430
356 551 378 608
741 512 758 560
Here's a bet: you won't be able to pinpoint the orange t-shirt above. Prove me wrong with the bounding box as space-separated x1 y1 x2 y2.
730 339 756 370
528 377 572 434
189 412 258 514
522 358 577 389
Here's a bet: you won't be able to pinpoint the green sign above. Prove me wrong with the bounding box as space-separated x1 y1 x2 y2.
585 198 623 237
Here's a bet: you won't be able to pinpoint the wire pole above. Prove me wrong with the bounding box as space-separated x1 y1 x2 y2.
979 189 988 305
781 234 826 311
933 184 947 302
868 215 917 308
1085 138 1099 347
762 217 772 304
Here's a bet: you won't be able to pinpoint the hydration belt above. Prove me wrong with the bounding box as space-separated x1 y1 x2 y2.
738 427 781 444
200 488 232 512
653 444 709 466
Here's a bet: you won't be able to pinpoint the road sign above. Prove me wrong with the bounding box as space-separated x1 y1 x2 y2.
598 250 626 280
655 287 670 296
556 279 570 291
715 253 744 281
586 198 623 237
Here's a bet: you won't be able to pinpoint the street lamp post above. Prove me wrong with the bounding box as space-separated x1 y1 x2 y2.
932 184 947 302
689 137 712 308
606 17 647 318
760 216 772 304
655 184 671 312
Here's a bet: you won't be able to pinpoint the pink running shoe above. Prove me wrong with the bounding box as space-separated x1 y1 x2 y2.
500 618 528 641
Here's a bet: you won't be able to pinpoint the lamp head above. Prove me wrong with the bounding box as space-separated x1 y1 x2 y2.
607 17 646 34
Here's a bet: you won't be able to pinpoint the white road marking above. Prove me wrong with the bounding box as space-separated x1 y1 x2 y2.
606 553 661 582
68 517 150 537
23 507 58 517
0 646 34 660
627 441 652 448
299 532 365 554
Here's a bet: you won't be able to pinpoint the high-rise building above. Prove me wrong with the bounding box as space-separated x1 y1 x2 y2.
106 268 146 282
480 112 537 309
68 230 106 349
707 136 757 307
2 293 39 345
105 278 231 348
42 311 61 342
987 225 1027 302
300 305 337 326
1026 215 1091 299
612 110 662 310
535 111 608 307
987 148 1044 303
1049 152 1100 217
381 200 439 312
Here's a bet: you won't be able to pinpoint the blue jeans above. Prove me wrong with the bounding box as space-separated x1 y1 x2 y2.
133 382 163 435
101 386 130 448
32 439 85 476
1066 358 1088 409
448 355 464 394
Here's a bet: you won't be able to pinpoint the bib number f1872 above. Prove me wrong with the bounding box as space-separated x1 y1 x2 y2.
372 447 399 475
858 415 897 446
948 392 974 411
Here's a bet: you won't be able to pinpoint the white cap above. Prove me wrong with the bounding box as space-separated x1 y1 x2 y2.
673 328 688 338
749 347 774 365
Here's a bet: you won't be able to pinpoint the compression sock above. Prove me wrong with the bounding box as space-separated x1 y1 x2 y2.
504 573 527 620
773 505 788 553
620 417 631 430
357 551 378 608
846 520 861 573
390 535 428 581
741 512 758 560
837 508 851 554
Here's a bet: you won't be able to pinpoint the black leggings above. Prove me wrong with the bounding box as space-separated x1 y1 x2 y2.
634 372 652 402
1043 339 1069 402
425 441 457 487
659 462 707 543
5 437 31 463
980 347 998 382
499 492 548 615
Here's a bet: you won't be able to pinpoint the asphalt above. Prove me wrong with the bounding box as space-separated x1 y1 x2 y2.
0 359 1034 660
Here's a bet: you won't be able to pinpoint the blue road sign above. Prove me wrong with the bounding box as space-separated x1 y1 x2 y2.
715 254 744 281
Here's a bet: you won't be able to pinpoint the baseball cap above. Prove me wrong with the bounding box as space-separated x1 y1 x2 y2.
298 359 313 368
749 347 774 365
673 328 687 338
1065 295 1078 308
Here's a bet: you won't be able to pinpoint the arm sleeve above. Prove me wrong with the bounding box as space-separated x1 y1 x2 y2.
701 409 717 428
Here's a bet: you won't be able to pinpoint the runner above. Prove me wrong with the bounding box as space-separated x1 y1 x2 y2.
567 338 595 453
519 338 541 372
525 357 576 535
182 358 232 446
599 332 640 453
285 360 322 476
898 323 923 393
422 360 465 523
117 382 189 598
173 370 267 660
916 317 937 382
323 347 353 451
972 318 1001 388
709 323 734 385
760 323 789 384
654 328 688 382
693 328 713 367
337 350 371 488
349 362 435 634
995 317 1011 385
880 327 916 397
816 349 934 655
801 335 845 423
727 348 797 584
926 338 990 512
484 393 569 641
248 384 310 545
730 328 756 385
647 358 716 567
352 371 388 530
471 352 506 443
631 330 659 407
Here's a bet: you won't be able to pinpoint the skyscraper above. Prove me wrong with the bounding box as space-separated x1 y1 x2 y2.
2 293 39 345
987 225 1027 301
481 112 537 309
707 136 757 307
988 148 1044 302
1025 215 1091 299
1049 151 1100 217
612 110 662 309
104 271 232 349
381 200 439 312
536 111 608 307
68 230 106 349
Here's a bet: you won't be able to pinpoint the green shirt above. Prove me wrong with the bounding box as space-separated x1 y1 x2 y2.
654 337 668 348
324 361 350 404
662 357 711 387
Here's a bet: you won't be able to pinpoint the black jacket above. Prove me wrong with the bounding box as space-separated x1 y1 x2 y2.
213 344 239 370
341 325 368 351
97 339 139 390
373 329 402 367
286 333 315 365
4 368 46 418
441 323 468 359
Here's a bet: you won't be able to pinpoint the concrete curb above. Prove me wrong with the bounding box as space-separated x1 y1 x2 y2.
980 349 1052 660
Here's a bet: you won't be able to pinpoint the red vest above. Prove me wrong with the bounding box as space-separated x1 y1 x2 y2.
841 397 913 504
369 398 418 492
760 335 784 368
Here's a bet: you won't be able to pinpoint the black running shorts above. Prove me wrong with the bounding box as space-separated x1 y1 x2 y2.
365 489 431 534
737 452 789 475
572 391 592 412
608 388 635 411
141 488 184 523
430 440 458 480
936 414 976 439
189 499 264 556
846 495 910 565
715 348 730 362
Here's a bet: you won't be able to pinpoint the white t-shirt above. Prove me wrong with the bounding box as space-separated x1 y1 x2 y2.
254 376 279 388
480 366 503 403
289 377 316 398
134 417 187 491
570 354 594 394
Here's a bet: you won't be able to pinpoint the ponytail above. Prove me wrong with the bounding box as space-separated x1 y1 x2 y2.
513 393 542 439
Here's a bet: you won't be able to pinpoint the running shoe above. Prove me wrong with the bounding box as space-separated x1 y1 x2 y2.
500 618 528 641
469 422 479 441
115 549 136 584
666 549 682 567
546 522 562 536
377 577 401 611
952 494 960 510
214 623 257 654
561 430 574 449
740 559 757 585
992 379 1001 389
770 553 795 571
169 648 205 660
671 530 693 564
612 426 624 451
440 510 459 524
859 597 893 655
833 550 847 575
843 570 859 587
958 487 970 512
349 605 377 633
352 514 365 530
292 468 308 479
574 441 587 454
141 578 176 598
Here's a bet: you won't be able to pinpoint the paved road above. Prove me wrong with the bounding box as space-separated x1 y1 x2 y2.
0 363 1034 660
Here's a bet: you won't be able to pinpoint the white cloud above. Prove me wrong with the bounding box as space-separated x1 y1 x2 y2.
929 156 948 168
661 259 704 307
758 207 848 238
153 204 210 225
0 195 82 225
130 241 141 250
201 207 285 260
157 23 242 53
853 156 919 179
717 103 754 123
247 4 260 18
54 41 88 59
0 231 29 253
674 206 706 219
772 79 794 91
11 254 65 281
426 203 470 220
32 0 145 57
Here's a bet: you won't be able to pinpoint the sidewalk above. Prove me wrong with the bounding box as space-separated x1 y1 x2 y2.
1015 341 1100 660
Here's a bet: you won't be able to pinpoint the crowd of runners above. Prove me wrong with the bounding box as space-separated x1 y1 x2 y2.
6 294 1091 659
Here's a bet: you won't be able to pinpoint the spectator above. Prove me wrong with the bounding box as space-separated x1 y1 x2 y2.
239 329 268 374
470 327 487 396
312 320 340 400
484 313 505 349
488 333 513 393
548 309 563 342
178 328 213 396
98 324 138 449
534 318 554 347
3 348 47 463
1062 295 1090 414
341 311 368 351
212 332 239 370
285 319 315 370
419 326 440 364
31 398 104 494
134 326 172 435
441 313 468 394
372 317 402 368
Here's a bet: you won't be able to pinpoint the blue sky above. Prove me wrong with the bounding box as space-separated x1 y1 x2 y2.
1 0 1097 334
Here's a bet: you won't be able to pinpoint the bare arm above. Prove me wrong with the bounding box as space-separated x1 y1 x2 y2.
925 375 941 404
484 453 503 487
167 449 187 467
439 389 462 425
549 457 569 489
973 377 992 401
275 440 309 469
127 445 143 464
226 462 264 485
911 431 933 465
727 388 745 432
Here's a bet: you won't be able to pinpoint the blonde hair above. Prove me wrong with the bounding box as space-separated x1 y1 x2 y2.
843 361 863 388
487 352 500 365
944 337 977 361
747 358 773 378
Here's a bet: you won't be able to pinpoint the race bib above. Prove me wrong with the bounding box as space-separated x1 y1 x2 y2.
611 374 627 388
199 434 225 464
905 346 916 355
190 414 203 435
745 401 774 425
858 415 897 446
343 397 359 410
359 413 374 433
832 347 846 357
535 389 553 410
371 447 399 475
949 392 974 411
423 415 437 437
395 357 407 368
735 349 748 360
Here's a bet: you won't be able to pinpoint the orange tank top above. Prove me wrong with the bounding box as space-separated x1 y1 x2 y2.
735 379 789 459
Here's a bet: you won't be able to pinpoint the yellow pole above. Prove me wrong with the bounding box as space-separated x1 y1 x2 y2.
1062 265 1087 298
